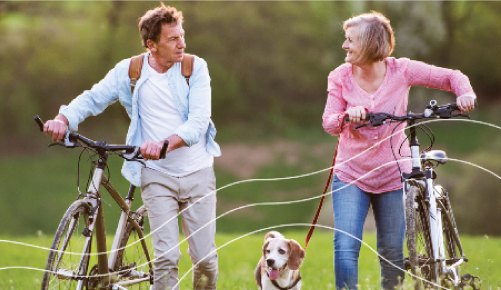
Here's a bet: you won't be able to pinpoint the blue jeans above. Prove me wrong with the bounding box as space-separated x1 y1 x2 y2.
332 175 405 290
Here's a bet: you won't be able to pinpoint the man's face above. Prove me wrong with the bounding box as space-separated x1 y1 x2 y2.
150 22 186 65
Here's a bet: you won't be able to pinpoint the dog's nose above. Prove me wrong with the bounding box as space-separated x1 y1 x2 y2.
266 259 275 267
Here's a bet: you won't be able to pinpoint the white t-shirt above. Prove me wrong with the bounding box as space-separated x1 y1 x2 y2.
138 60 213 177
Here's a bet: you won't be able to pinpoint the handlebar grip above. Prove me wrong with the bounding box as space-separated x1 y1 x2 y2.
159 140 169 159
448 103 460 111
34 115 44 132
343 113 372 122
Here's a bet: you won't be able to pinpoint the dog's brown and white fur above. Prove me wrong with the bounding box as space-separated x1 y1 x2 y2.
255 231 306 290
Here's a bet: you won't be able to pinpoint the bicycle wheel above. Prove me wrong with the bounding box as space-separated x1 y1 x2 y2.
436 186 464 288
405 184 439 290
112 205 153 289
41 200 92 290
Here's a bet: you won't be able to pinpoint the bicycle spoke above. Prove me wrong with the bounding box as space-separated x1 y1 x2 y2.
41 201 91 290
112 206 152 289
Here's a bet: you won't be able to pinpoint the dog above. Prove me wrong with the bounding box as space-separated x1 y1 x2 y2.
255 231 306 290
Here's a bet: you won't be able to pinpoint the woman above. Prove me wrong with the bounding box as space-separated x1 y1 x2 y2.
322 11 476 290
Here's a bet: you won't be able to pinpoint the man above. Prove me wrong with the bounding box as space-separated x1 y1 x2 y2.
44 4 220 290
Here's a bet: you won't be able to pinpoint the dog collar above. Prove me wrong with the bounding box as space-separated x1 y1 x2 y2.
267 268 302 290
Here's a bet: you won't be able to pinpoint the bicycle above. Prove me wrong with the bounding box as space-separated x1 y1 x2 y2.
346 101 481 290
35 116 168 290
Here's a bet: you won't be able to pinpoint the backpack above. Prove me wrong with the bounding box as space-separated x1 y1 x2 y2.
128 53 195 94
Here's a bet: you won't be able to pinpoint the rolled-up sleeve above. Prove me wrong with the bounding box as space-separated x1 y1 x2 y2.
323 70 348 136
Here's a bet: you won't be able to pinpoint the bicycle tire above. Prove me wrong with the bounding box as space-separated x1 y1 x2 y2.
41 200 92 290
405 184 439 290
436 187 464 288
112 205 153 289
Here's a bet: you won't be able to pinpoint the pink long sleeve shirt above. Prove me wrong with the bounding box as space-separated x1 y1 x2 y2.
323 57 475 193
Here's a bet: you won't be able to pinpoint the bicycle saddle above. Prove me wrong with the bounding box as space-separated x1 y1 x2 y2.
420 150 448 165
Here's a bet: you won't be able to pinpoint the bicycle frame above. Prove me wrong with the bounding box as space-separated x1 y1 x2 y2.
34 116 162 289
402 119 464 287
59 153 153 289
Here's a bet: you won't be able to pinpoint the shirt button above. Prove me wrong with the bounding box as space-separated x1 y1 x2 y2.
374 136 378 139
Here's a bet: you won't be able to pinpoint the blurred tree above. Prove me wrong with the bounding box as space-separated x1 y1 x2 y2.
0 1 500 148
0 1 500 235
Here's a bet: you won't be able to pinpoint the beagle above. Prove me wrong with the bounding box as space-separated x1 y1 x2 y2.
254 231 306 290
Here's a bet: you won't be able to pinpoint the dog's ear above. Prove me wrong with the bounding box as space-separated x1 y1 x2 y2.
287 239 306 270
262 240 270 258
264 231 278 242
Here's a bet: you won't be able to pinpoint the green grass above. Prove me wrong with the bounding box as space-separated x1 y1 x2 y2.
2 112 501 236
0 231 500 289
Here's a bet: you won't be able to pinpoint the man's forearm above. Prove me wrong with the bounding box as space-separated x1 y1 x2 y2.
166 134 188 153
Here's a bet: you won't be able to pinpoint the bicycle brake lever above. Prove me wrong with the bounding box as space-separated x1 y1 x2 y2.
120 147 147 167
451 113 470 119
48 142 66 148
354 123 370 130
121 147 141 160
48 132 80 148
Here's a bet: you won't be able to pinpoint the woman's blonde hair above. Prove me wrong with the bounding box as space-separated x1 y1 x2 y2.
343 11 395 64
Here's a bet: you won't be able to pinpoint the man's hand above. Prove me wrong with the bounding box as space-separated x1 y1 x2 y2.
140 134 188 160
457 95 476 113
140 140 165 161
346 106 367 123
44 115 68 142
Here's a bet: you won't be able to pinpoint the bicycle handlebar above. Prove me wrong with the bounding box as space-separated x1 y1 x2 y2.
34 115 169 160
343 101 470 129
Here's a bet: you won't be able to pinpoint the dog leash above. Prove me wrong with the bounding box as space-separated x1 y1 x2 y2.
304 149 336 249
305 114 346 249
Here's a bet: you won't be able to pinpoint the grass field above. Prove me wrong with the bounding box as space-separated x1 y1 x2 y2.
1 109 500 289
0 231 500 289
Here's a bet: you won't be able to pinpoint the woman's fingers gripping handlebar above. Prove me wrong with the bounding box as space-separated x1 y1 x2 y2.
456 94 476 113
340 100 473 131
345 106 367 124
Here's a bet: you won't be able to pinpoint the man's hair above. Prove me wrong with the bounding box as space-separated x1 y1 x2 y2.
138 3 184 49
343 11 395 64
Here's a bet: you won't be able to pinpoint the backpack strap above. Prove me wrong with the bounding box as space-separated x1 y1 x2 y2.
128 53 194 94
129 54 144 94
181 53 195 85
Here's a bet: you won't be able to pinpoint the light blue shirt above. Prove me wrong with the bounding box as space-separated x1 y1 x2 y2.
59 52 221 186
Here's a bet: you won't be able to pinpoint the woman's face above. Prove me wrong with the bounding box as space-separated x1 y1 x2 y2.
342 26 362 64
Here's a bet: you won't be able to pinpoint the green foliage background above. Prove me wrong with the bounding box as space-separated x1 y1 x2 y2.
0 1 500 237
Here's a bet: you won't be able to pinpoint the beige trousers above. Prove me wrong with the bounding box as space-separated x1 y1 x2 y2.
141 167 218 290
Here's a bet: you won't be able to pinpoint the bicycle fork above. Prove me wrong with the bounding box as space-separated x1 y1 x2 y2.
425 175 463 287
66 164 110 289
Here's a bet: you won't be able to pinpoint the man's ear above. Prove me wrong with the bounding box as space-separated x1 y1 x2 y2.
146 39 157 52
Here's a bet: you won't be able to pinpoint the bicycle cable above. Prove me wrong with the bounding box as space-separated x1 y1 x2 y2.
390 120 406 178
76 147 96 199
390 120 436 179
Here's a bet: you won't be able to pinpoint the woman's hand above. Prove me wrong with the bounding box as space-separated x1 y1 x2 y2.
346 106 367 123
457 95 476 112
